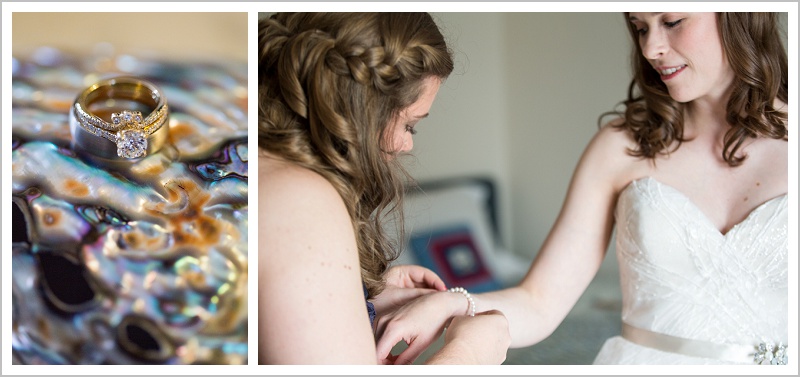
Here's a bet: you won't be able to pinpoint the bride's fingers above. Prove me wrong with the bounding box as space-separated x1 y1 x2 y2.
379 353 399 365
393 336 431 365
374 323 402 362
392 287 437 302
375 320 434 365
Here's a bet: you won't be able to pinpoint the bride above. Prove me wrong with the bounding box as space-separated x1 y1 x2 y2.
374 12 788 365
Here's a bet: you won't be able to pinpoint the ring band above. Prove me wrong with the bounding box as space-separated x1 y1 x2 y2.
70 76 169 162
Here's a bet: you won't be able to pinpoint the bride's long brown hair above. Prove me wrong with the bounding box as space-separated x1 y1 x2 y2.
259 13 454 297
611 12 787 165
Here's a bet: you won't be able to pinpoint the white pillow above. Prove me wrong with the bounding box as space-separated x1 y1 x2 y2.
393 182 524 291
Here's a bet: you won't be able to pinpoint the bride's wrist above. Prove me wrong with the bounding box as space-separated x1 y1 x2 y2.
443 287 476 317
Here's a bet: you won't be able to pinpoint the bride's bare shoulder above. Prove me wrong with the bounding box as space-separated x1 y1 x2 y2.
575 117 649 192
592 117 637 149
580 117 640 168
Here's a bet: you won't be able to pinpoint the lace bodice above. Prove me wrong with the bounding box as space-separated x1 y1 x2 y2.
594 177 788 364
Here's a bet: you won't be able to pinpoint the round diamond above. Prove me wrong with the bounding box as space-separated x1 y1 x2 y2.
116 129 148 158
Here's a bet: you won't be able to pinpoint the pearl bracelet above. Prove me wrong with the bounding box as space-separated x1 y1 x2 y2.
447 286 475 317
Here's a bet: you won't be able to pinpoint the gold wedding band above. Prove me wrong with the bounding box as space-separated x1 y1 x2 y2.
70 76 169 163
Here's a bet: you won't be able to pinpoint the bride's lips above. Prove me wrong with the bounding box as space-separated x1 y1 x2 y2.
655 65 687 80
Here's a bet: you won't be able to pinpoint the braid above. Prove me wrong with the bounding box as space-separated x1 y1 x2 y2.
326 44 402 91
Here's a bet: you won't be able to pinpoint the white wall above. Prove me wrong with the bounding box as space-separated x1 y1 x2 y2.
504 13 630 256
419 13 630 262
407 13 513 247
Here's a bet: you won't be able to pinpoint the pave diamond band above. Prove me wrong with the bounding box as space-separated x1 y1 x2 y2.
70 76 169 162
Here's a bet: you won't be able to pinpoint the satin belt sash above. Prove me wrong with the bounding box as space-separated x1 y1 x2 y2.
622 323 755 363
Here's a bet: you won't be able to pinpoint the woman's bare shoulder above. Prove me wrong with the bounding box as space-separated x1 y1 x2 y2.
593 117 636 150
259 153 342 207
259 153 325 188
258 152 352 246
582 119 638 164
257 152 375 364
576 118 647 193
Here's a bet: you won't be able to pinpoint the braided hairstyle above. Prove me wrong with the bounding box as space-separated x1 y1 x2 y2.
612 13 787 165
259 13 454 297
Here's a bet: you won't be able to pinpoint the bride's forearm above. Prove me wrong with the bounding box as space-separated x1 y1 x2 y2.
474 286 560 348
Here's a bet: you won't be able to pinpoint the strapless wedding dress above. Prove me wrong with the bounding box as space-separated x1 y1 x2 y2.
593 177 788 364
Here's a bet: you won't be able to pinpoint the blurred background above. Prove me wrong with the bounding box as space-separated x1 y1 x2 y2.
12 12 247 62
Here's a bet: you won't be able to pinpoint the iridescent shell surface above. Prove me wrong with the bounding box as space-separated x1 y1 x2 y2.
10 47 248 365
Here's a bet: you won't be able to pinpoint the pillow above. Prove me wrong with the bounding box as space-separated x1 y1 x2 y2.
408 224 502 292
394 181 517 292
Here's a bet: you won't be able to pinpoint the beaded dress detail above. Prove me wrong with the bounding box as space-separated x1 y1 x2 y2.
594 177 788 364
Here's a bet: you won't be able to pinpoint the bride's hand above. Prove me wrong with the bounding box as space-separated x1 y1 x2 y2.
370 265 446 315
374 289 470 364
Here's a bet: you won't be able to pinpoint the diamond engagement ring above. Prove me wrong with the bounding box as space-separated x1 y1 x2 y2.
70 76 169 163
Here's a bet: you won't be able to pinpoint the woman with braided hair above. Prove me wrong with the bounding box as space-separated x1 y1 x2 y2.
258 12 510 364
375 12 788 365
